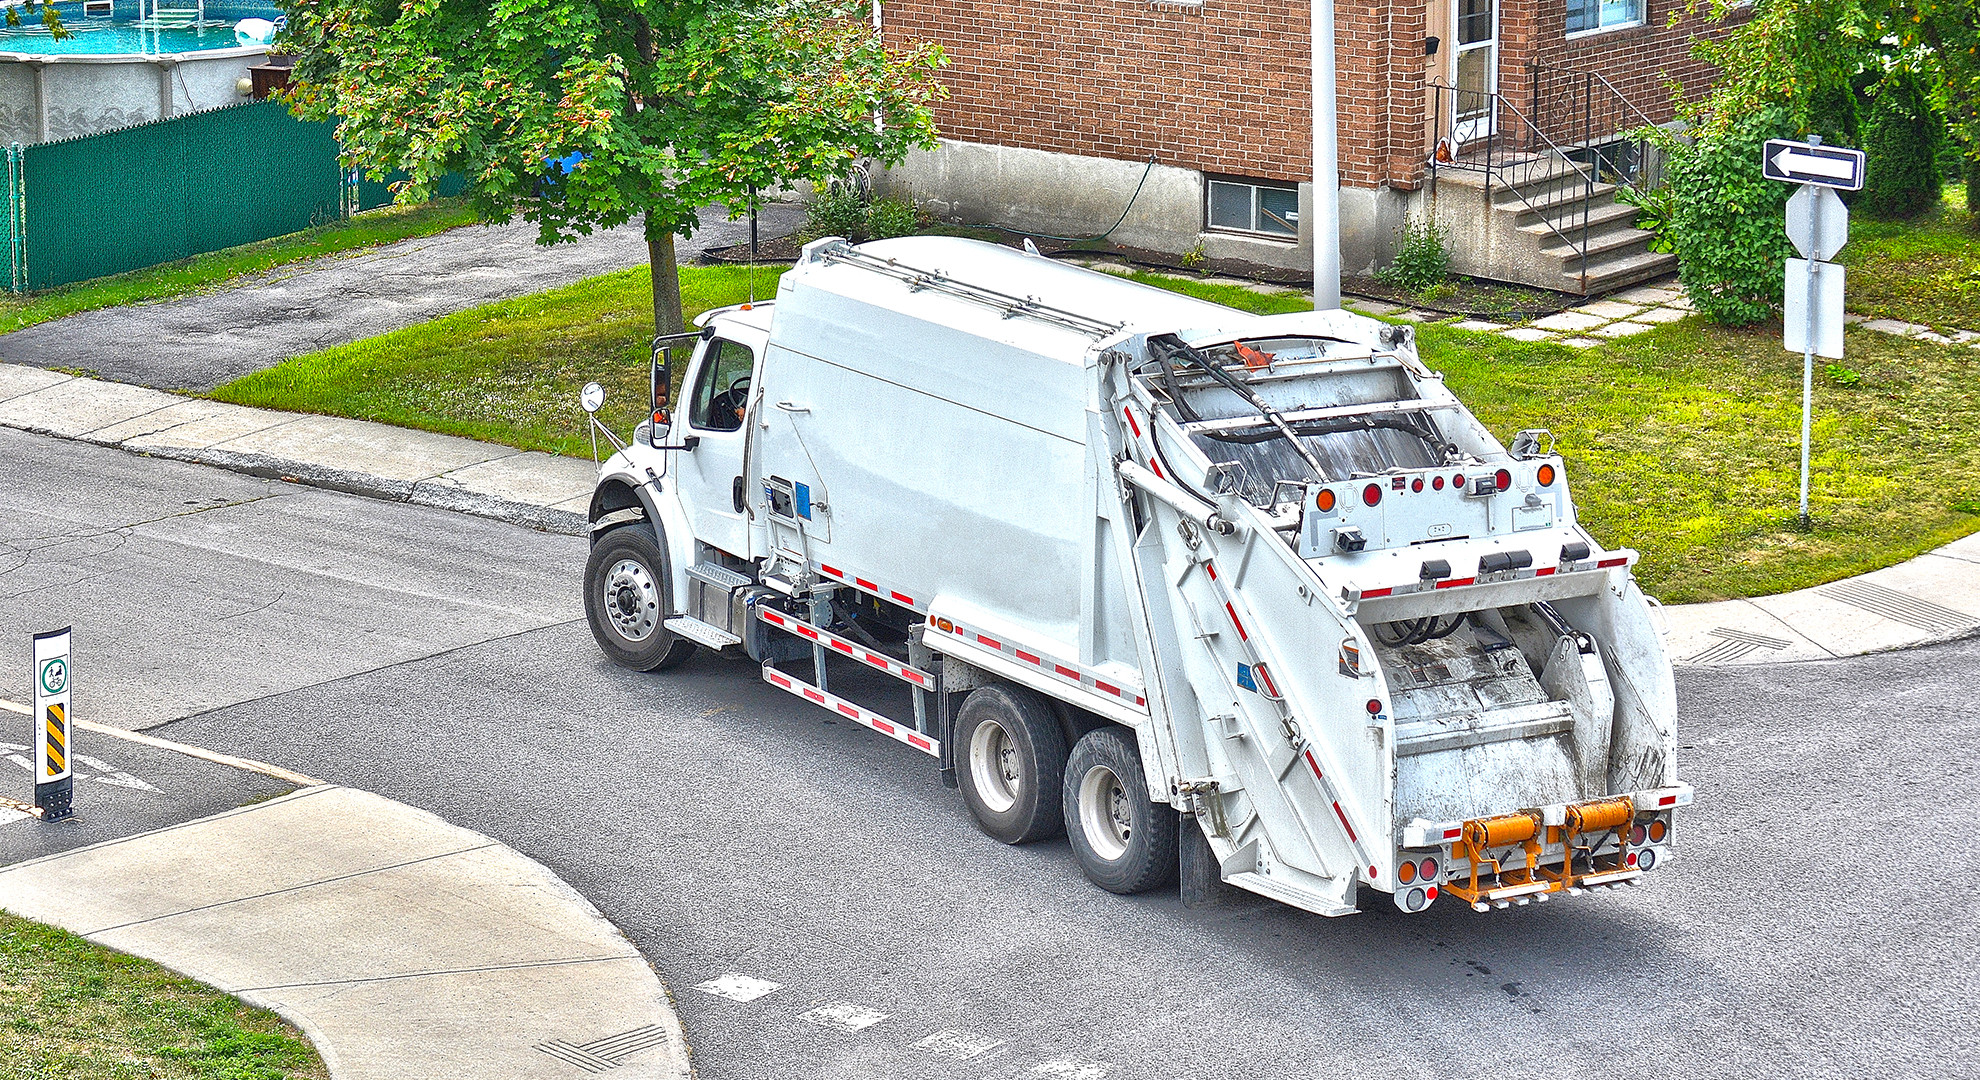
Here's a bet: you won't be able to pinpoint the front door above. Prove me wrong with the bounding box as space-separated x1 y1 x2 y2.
675 336 758 560
1452 0 1498 141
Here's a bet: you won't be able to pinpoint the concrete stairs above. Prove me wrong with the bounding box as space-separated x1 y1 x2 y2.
1429 158 1676 296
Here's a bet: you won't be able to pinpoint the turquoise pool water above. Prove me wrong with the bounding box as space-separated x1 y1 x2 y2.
0 2 280 54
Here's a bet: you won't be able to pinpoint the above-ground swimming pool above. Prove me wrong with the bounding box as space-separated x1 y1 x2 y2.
1 0 284 144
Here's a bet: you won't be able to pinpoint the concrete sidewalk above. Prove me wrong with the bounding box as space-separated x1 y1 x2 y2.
0 203 804 392
2 359 1975 665
0 785 691 1079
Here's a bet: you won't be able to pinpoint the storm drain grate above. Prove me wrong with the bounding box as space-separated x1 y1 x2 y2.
535 1025 672 1073
1819 581 1975 633
1684 627 1790 665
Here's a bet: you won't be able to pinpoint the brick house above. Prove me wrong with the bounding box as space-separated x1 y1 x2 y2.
878 0 1728 293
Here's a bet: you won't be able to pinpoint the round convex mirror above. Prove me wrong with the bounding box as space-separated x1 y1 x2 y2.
579 382 606 414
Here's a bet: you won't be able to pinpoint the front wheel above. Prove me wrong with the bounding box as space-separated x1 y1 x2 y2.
1063 726 1178 894
584 526 696 671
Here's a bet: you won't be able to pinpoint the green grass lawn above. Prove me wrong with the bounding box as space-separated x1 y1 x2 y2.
213 264 786 458
0 912 327 1080
0 199 480 336
210 256 1979 602
1840 182 1978 332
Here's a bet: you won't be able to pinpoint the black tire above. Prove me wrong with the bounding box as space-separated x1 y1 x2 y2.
584 526 696 672
954 684 1068 844
1063 726 1179 894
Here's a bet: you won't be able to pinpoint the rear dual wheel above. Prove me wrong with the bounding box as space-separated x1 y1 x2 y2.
1063 726 1178 895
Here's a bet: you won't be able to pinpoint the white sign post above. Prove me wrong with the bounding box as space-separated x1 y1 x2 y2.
1768 136 1864 528
31 627 73 821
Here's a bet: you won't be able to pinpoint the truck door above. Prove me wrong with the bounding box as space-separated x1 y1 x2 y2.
676 336 758 559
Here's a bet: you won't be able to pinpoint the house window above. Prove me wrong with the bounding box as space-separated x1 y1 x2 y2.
1565 0 1643 33
1206 178 1300 239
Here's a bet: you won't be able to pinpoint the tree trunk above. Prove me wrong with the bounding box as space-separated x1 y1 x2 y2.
646 212 684 336
1967 156 1980 232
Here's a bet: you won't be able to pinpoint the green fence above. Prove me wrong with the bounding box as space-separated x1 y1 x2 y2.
2 100 460 293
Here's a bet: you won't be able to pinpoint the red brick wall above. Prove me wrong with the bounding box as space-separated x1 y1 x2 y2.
883 0 1723 194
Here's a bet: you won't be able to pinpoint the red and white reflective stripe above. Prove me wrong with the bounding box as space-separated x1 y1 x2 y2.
762 666 939 756
757 608 933 688
1302 751 1367 851
928 617 1148 711
1354 552 1636 602
815 563 925 611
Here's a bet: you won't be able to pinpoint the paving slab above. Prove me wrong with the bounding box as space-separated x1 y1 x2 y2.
1660 598 1834 666
1500 327 1557 342
410 451 596 535
0 786 690 1080
119 401 305 451
1574 300 1642 320
1744 585 1946 657
1532 310 1607 333
204 414 517 494
1633 306 1689 324
0 376 185 437
1452 319 1507 332
0 363 72 402
1560 336 1601 348
1592 320 1654 338
1858 318 1924 337
1613 285 1680 305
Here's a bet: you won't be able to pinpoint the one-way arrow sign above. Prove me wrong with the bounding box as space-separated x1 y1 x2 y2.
1763 139 1865 190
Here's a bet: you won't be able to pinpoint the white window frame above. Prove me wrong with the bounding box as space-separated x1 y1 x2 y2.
1205 177 1301 241
1564 0 1645 37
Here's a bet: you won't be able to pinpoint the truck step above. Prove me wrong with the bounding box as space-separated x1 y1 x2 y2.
684 562 753 590
756 608 935 688
762 664 940 756
663 616 741 648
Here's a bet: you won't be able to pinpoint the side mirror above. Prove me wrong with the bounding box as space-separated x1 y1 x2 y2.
580 382 605 414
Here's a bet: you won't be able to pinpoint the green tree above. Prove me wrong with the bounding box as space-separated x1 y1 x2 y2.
3 0 71 38
1873 0 1980 222
1860 68 1945 218
278 0 947 334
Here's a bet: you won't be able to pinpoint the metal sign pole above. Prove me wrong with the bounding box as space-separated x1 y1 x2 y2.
31 626 73 821
1798 188 1818 529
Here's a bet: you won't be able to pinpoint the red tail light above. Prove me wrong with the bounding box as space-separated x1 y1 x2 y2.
1411 478 1424 493
1419 856 1438 879
1495 468 1513 491
1433 475 1446 490
1363 483 1382 507
1453 474 1466 489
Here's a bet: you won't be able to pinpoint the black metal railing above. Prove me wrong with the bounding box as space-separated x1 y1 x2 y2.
1427 67 1666 294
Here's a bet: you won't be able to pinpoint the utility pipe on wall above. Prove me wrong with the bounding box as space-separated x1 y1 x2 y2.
1311 0 1342 310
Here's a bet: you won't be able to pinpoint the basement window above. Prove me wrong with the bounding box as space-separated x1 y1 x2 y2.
1565 0 1643 34
1207 177 1300 239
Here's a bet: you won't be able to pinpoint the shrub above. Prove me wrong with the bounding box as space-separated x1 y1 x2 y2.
801 183 872 243
1375 214 1449 293
1654 104 1796 327
865 195 922 240
1860 73 1946 220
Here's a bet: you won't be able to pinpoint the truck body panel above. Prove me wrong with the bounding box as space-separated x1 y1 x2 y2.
587 235 1690 918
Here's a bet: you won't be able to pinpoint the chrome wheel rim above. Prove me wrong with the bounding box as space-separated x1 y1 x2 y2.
603 558 659 643
1079 764 1131 862
968 719 1020 814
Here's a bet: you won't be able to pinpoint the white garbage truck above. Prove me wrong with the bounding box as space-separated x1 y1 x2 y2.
579 236 1692 916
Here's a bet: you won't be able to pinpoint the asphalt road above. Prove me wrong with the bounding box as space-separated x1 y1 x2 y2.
0 203 804 392
3 431 1975 1079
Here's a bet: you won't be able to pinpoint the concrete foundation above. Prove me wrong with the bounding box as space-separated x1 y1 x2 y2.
0 46 266 145
876 138 1421 280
